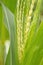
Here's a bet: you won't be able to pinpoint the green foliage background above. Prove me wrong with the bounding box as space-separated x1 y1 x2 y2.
0 0 43 65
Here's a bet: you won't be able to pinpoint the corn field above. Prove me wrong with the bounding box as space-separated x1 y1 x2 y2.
0 0 43 65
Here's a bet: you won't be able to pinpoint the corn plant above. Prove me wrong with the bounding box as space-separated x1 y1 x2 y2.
0 0 43 65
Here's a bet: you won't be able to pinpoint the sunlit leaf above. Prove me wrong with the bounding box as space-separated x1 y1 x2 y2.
1 3 19 65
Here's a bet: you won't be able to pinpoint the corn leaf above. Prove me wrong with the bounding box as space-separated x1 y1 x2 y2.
1 3 19 65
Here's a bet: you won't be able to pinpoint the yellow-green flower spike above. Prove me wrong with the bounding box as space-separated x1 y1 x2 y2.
24 0 37 46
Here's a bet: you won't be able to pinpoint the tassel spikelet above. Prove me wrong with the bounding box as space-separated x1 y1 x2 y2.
24 0 37 46
16 0 37 62
16 0 26 62
17 0 23 62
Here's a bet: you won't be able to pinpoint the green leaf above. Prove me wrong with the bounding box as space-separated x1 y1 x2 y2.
2 0 17 13
0 1 9 43
1 3 19 65
0 3 9 65
0 42 4 65
0 6 2 39
5 48 10 65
